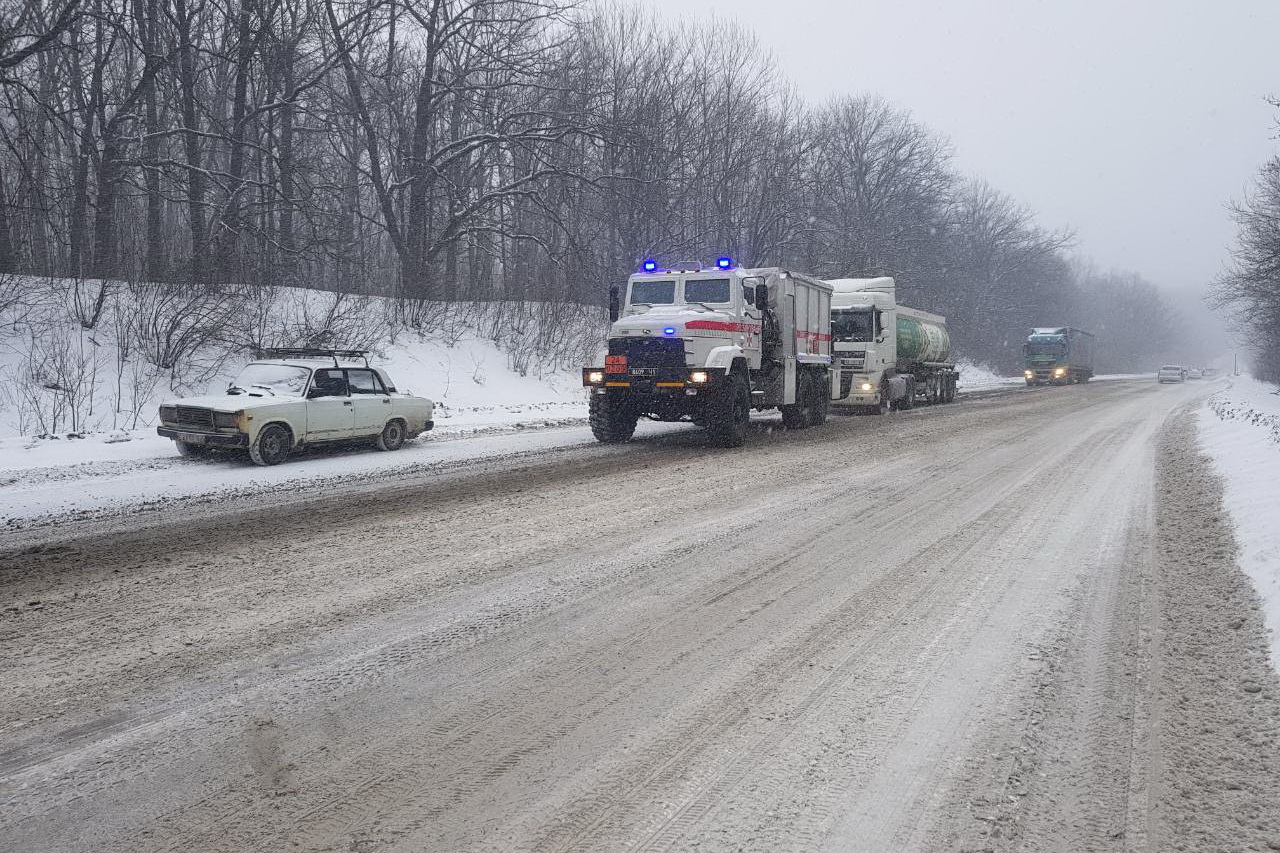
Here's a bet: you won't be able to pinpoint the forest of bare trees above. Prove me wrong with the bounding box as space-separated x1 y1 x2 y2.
1214 112 1280 381
0 0 1185 373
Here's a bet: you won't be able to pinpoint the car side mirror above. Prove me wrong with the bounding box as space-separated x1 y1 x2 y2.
608 287 620 323
307 387 326 399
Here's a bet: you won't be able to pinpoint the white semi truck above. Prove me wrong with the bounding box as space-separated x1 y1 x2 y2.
827 277 958 413
583 260 832 447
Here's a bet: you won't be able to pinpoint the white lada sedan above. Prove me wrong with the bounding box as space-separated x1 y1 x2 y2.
157 349 434 465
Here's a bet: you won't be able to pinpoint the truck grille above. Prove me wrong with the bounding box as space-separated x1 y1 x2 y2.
608 337 687 369
172 406 216 429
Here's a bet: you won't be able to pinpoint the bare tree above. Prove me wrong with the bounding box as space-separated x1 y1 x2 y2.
1211 156 1280 380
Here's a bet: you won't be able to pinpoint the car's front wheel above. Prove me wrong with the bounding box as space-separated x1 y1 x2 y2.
375 419 407 451
249 423 292 466
174 439 209 459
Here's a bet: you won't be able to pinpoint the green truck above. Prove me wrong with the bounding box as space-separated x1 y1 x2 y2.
1023 327 1095 385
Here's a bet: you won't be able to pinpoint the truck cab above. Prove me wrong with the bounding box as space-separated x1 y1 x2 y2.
828 277 957 413
583 260 832 446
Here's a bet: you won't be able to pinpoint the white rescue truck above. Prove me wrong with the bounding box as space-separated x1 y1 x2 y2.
583 259 832 447
828 277 959 413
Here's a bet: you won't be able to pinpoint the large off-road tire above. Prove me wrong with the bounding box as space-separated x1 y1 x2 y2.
589 393 638 443
174 439 209 459
707 374 750 447
808 372 829 426
375 418 407 451
249 423 292 466
780 372 813 430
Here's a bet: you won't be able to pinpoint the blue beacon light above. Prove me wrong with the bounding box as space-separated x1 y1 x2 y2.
716 256 733 270
663 327 676 336
642 259 658 272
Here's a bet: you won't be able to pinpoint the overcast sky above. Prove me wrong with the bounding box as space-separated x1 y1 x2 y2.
640 0 1280 300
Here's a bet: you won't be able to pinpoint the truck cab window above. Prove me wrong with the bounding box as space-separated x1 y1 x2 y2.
684 278 731 304
832 309 874 342
630 280 676 304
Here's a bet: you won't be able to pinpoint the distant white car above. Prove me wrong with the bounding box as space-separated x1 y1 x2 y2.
1157 364 1186 383
157 349 434 465
1187 367 1203 379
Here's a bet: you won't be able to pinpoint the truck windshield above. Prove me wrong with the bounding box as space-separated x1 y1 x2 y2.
232 363 311 396
1027 342 1066 356
831 309 874 342
683 278 731 303
630 280 676 305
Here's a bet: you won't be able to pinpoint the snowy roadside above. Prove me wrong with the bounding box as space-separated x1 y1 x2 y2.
1197 376 1280 669
0 363 1043 530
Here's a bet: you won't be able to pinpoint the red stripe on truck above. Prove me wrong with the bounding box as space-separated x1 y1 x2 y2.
685 321 762 333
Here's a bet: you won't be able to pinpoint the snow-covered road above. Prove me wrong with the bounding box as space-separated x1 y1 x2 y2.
2 378 1278 852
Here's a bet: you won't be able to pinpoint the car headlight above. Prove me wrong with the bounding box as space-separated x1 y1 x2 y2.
689 370 709 384
214 410 242 429
159 405 176 423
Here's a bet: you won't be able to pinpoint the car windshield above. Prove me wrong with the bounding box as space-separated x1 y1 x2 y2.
232 363 311 396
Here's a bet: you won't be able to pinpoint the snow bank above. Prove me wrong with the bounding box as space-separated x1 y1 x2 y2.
1198 376 1280 669
0 278 597 441
955 359 1023 392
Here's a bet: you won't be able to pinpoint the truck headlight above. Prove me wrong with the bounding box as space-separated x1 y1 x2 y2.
689 371 709 384
1054 368 1066 376
859 382 874 392
586 370 604 385
1024 370 1034 377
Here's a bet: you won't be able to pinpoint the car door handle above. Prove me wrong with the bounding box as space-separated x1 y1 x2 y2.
383 399 391 404
343 401 353 406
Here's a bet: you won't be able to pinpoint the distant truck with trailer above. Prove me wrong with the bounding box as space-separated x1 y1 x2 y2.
582 258 832 447
826 277 958 414
1022 327 1095 385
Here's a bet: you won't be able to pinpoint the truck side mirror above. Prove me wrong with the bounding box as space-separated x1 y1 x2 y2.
608 287 620 323
754 283 769 311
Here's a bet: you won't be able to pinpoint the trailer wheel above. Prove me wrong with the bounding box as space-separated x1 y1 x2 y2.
708 374 749 447
589 392 638 443
895 377 915 410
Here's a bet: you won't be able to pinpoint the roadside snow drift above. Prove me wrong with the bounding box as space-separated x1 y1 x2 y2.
1199 376 1280 669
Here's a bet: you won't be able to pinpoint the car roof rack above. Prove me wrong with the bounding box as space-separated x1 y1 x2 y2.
254 347 370 367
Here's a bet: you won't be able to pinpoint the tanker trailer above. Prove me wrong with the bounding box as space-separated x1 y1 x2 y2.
828 277 959 413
